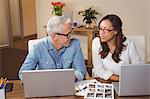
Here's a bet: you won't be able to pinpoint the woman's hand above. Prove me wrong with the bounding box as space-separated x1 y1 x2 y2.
94 77 113 83
94 74 119 83
108 74 119 81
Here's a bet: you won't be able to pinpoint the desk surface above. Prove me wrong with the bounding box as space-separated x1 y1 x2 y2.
6 80 83 99
6 80 150 99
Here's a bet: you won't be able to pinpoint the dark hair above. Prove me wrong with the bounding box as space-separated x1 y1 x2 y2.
98 14 126 63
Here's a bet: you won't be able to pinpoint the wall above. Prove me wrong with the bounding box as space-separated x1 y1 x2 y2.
1 0 37 47
35 0 50 38
0 0 9 47
21 0 36 37
148 0 150 62
35 0 149 62
9 0 21 37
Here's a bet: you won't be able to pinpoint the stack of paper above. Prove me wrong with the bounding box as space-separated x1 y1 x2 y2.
75 79 114 99
75 79 98 96
84 83 114 99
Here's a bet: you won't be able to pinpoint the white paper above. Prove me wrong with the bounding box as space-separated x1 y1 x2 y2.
84 83 114 99
75 79 99 96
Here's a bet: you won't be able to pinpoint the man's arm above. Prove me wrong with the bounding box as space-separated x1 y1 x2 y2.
72 40 87 81
18 48 39 80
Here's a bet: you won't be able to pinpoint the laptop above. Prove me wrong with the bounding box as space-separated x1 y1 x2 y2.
113 64 150 96
22 69 75 98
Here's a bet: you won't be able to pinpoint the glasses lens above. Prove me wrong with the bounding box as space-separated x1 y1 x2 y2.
98 27 113 33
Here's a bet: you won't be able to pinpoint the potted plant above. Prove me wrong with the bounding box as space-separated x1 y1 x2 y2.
78 6 100 28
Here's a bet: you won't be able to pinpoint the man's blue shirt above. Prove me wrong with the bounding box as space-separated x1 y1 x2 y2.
19 37 87 81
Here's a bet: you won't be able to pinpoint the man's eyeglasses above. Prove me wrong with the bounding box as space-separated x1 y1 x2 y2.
55 31 72 38
97 27 114 33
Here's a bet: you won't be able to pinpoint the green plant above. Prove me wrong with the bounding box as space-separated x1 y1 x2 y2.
78 6 100 24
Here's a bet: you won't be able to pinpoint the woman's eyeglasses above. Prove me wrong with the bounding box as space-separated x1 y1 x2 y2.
97 27 114 33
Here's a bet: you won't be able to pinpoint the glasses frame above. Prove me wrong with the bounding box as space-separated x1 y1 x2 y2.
55 31 72 38
97 27 114 33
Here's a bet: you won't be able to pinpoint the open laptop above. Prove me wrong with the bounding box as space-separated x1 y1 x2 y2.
113 64 150 96
22 69 75 98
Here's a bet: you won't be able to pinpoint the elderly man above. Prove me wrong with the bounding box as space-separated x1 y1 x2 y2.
18 15 87 81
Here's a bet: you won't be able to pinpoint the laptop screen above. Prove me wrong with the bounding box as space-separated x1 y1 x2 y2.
22 69 75 98
113 64 150 96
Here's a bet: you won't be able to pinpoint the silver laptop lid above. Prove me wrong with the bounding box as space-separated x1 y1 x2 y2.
119 64 150 96
22 69 75 98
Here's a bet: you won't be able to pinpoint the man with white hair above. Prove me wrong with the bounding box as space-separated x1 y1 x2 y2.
18 15 87 81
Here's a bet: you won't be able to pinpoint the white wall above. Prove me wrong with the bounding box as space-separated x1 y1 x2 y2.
9 0 21 37
35 0 150 62
148 0 150 62
21 0 37 37
35 0 50 38
0 0 9 46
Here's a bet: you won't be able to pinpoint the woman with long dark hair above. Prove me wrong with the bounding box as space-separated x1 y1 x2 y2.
92 14 143 82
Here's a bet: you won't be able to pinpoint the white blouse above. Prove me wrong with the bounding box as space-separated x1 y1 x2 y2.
92 37 143 80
